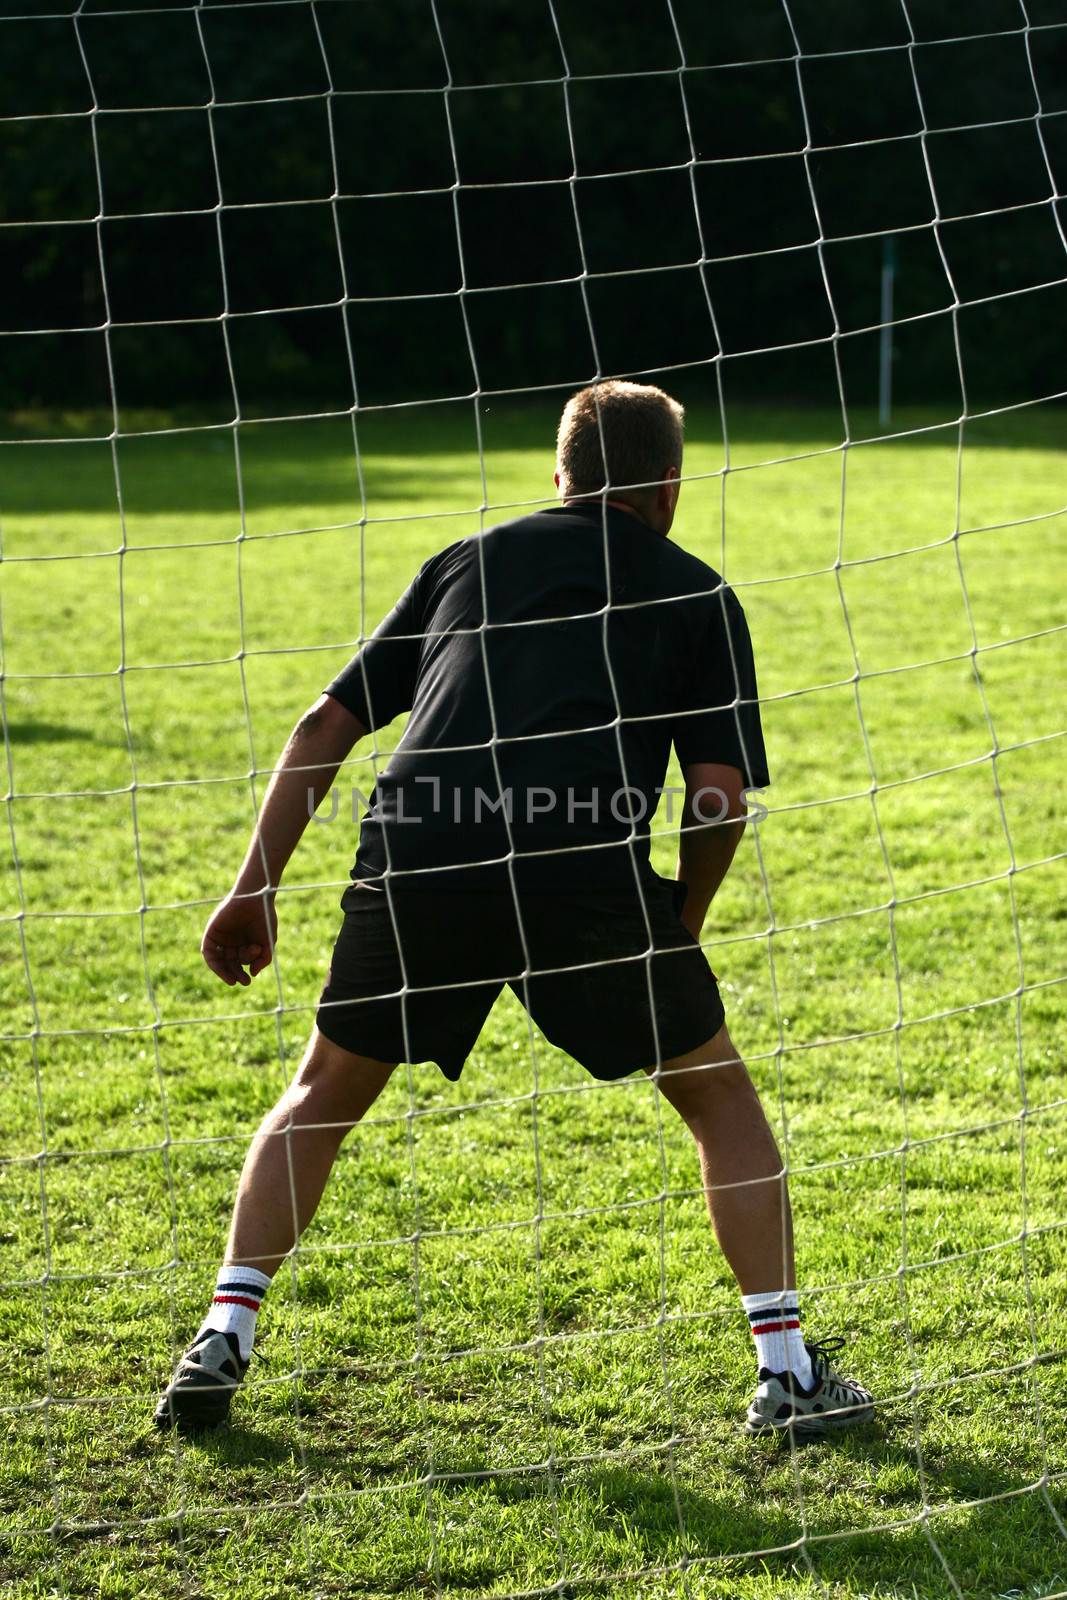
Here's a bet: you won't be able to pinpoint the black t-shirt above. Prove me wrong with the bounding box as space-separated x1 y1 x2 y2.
324 502 770 892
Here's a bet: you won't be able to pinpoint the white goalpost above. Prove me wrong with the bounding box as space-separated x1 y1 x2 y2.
1 1 1066 1595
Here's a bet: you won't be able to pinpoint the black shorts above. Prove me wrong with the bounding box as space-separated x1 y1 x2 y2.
315 875 725 1081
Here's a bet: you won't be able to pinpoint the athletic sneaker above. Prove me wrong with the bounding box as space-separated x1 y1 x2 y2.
153 1329 249 1435
745 1337 874 1436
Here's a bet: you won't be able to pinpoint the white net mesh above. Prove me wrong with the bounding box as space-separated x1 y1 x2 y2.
1 1 1066 1595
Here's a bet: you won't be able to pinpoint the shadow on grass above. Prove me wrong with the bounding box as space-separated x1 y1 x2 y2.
5 720 96 746
173 1411 1060 1597
4 398 1064 522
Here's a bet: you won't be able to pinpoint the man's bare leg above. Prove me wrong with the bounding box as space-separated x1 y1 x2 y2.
648 1022 793 1296
155 1027 395 1431
226 1025 397 1276
647 1022 875 1432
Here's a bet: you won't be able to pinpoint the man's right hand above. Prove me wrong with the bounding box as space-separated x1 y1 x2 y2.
200 889 278 987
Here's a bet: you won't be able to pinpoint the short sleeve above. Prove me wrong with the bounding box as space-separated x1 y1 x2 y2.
324 569 427 732
672 587 771 788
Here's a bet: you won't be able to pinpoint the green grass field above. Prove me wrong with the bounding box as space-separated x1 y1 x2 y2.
1 399 1065 1599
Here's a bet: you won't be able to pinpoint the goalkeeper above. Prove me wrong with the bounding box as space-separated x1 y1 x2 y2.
155 381 873 1438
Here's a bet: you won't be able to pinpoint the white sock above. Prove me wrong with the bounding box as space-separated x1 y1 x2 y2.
197 1265 272 1362
742 1290 815 1390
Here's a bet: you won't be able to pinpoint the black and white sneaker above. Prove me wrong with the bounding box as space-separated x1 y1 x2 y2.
745 1337 874 1436
153 1329 249 1435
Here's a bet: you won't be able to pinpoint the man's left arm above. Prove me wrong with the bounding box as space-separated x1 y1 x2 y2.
201 554 435 986
200 693 365 987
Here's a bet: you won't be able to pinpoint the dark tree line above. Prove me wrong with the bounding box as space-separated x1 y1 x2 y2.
3 0 1066 412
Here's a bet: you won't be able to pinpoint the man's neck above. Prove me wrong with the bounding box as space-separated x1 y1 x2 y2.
563 496 657 532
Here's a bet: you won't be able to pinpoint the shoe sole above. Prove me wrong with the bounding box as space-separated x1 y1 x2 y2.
154 1403 231 1435
153 1385 235 1435
745 1405 875 1437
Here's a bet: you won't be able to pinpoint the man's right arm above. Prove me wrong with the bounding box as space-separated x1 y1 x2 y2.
675 761 748 941
671 584 770 940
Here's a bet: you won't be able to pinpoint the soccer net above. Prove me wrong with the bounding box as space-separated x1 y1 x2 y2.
1 1 1066 1595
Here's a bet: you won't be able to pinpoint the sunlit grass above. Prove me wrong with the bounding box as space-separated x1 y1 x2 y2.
1 399 1064 1598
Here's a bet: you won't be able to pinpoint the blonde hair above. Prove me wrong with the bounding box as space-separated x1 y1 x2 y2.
555 380 685 498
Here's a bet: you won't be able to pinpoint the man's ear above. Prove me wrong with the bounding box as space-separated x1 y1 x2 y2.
658 464 681 527
554 470 561 490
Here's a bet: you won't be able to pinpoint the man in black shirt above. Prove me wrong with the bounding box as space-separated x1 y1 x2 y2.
156 382 873 1439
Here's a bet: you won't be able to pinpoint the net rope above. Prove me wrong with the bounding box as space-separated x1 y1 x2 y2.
1 0 1065 1593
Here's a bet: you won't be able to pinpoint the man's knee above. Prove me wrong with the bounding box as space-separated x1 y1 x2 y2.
647 1027 755 1120
653 1056 750 1115
285 1029 396 1129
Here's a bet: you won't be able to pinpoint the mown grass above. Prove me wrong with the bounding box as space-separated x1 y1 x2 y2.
0 398 1065 1598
